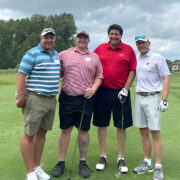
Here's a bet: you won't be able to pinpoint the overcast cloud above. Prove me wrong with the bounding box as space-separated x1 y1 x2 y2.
0 0 180 61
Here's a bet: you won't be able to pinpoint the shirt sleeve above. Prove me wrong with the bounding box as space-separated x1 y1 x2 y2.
129 47 137 71
18 50 35 75
59 51 64 77
157 55 170 77
94 55 104 79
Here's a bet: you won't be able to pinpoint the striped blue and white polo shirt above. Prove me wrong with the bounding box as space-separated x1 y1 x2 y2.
18 44 60 96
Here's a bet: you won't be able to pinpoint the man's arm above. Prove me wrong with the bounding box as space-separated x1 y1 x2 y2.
118 70 135 103
16 72 27 108
84 78 103 99
124 70 136 90
162 75 170 100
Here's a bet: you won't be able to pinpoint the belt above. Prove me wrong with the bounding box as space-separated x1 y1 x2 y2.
27 91 55 99
137 91 160 96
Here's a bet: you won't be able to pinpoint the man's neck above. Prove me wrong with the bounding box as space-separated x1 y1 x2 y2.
110 42 119 49
76 47 88 53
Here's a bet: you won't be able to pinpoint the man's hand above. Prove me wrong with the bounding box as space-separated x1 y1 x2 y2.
84 88 95 99
159 100 168 112
16 98 25 108
118 88 128 103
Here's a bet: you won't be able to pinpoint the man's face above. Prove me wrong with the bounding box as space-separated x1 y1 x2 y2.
108 29 122 46
136 40 150 55
40 33 55 51
75 35 89 49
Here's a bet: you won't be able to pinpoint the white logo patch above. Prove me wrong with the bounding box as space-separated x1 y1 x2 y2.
54 59 60 64
119 54 125 57
85 57 91 62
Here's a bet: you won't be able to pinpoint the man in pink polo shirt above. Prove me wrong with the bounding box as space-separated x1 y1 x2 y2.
52 30 103 178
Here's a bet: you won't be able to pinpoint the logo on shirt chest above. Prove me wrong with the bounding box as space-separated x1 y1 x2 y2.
85 57 91 62
54 59 60 64
119 54 125 57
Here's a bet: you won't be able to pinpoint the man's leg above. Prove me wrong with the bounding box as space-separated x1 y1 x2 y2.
20 133 35 173
117 128 128 173
52 127 72 177
133 128 153 174
151 130 162 164
117 128 126 158
33 128 50 179
78 130 91 178
59 127 73 161
140 128 152 159
151 130 164 180
97 127 107 156
34 128 47 167
78 130 89 160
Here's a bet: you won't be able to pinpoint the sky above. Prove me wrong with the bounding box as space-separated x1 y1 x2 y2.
0 0 180 61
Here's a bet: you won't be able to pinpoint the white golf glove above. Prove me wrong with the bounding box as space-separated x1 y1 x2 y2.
159 100 168 112
118 88 128 103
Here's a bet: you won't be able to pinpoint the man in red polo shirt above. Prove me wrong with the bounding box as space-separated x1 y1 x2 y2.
93 24 137 173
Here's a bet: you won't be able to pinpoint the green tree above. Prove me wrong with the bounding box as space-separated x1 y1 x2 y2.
0 13 77 69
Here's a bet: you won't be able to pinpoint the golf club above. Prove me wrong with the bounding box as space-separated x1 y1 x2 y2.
115 101 124 178
67 98 87 180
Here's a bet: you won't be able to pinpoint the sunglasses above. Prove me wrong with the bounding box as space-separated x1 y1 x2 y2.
135 35 146 40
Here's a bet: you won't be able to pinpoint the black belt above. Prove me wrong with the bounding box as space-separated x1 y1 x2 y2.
137 91 160 96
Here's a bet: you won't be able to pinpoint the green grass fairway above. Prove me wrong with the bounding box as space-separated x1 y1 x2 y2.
0 73 180 180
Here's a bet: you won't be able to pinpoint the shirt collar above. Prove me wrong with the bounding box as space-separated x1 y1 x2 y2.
107 41 123 50
37 43 55 54
140 49 152 57
74 47 90 55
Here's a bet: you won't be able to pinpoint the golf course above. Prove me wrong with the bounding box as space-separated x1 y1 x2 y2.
0 72 179 180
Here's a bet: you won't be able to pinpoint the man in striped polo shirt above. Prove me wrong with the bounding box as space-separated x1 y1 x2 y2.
52 30 103 178
16 28 60 180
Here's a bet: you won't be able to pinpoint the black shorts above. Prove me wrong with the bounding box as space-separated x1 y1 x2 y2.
93 87 133 129
59 90 95 131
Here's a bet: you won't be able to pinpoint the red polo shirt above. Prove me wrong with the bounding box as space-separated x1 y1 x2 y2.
94 41 137 89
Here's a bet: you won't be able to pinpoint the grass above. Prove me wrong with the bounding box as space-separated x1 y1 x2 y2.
0 73 180 180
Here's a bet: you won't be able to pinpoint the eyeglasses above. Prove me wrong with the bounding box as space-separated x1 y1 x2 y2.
135 35 146 40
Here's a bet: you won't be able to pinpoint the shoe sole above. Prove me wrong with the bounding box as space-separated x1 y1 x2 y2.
119 166 128 173
133 169 153 174
96 163 106 171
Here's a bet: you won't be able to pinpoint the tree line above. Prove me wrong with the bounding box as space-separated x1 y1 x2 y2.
0 13 77 69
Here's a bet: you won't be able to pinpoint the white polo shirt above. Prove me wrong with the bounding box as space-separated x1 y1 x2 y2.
135 50 170 92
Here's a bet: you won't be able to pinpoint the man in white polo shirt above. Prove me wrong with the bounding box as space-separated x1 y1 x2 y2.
133 35 170 180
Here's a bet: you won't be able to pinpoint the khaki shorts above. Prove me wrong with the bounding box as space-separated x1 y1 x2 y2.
133 93 161 131
22 93 57 136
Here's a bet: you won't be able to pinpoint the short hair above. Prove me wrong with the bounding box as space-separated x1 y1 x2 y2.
108 24 123 35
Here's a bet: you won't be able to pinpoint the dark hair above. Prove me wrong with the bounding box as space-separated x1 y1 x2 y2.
108 24 123 35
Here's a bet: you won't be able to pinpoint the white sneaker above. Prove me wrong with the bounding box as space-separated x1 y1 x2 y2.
117 159 128 173
35 166 50 180
96 157 107 170
25 171 38 180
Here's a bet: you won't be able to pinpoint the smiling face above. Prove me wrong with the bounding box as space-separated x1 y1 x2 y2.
136 40 151 56
75 35 90 51
108 29 122 48
40 33 55 53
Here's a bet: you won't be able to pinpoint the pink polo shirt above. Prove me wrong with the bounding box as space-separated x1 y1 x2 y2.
59 48 103 96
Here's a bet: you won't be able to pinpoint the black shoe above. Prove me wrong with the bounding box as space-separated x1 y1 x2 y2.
79 161 90 178
52 161 65 177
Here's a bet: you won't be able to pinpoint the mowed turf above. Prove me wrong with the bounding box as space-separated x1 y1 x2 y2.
0 73 180 180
